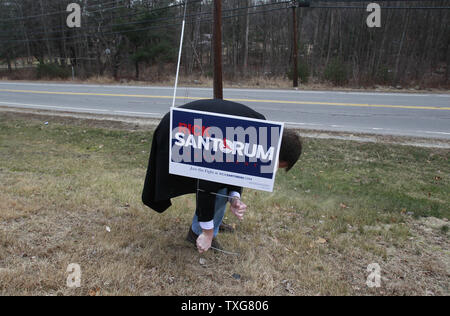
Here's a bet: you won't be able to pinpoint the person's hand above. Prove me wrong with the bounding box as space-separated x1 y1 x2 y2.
230 197 247 220
197 230 213 254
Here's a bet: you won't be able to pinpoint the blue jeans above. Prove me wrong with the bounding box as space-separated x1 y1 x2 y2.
192 188 228 238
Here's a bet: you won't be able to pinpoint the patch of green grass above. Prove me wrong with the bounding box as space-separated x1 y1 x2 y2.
277 139 449 220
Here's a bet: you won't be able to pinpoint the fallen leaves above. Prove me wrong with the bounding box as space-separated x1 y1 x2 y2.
309 237 328 248
88 287 101 296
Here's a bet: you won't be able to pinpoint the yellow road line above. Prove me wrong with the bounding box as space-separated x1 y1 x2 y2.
0 88 199 100
1 88 449 111
228 98 450 110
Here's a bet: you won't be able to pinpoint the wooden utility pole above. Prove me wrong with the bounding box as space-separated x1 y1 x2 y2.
293 1 311 87
39 0 52 60
243 0 250 74
292 4 299 88
213 0 223 99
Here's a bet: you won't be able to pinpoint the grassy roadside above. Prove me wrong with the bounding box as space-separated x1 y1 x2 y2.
2 77 449 94
0 114 448 296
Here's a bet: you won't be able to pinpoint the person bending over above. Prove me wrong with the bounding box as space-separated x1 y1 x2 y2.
142 99 302 253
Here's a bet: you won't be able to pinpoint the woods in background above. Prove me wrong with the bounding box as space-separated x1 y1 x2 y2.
0 0 448 88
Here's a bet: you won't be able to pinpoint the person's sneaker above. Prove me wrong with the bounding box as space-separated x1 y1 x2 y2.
219 222 235 233
186 227 223 251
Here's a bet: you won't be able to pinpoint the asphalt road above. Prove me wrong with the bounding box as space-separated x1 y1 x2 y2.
0 81 449 139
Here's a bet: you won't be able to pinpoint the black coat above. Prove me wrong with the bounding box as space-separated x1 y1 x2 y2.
142 99 266 222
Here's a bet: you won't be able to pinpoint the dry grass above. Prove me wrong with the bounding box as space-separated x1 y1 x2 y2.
3 74 448 93
0 113 449 296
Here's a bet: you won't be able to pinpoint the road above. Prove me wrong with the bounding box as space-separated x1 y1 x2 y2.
0 81 449 139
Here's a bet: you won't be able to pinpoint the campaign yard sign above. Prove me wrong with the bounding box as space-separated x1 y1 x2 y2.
169 108 284 192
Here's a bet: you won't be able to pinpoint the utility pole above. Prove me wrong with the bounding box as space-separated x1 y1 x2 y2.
292 1 310 88
39 0 52 61
213 0 223 99
243 0 250 74
292 3 299 88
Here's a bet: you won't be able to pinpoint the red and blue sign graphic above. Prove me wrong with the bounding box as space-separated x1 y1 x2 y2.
169 108 284 192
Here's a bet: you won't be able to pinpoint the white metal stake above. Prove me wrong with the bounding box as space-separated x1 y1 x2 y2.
172 2 188 108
